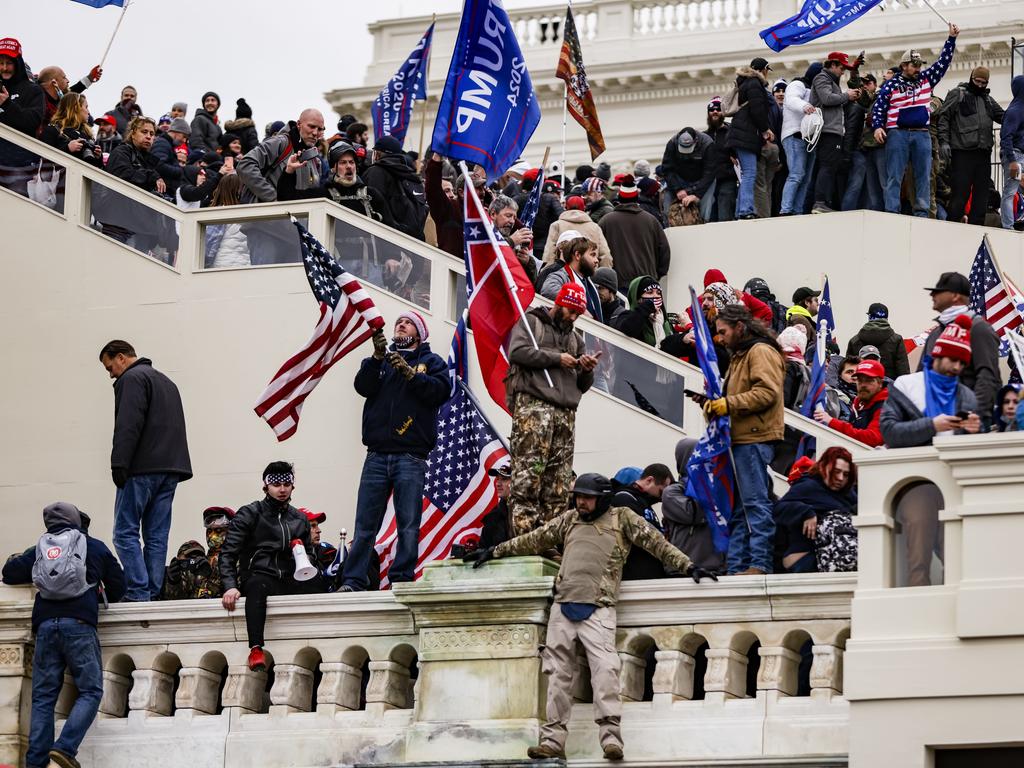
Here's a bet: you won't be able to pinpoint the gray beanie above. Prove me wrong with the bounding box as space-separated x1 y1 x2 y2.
171 101 188 113
593 267 619 293
43 502 83 530
633 159 652 178
168 117 191 135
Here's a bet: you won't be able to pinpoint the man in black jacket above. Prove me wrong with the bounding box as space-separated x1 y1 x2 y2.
616 463 675 581
3 502 124 768
322 140 394 227
479 461 513 548
220 461 314 671
0 37 46 177
727 57 774 219
364 135 428 241
99 340 192 602
703 98 736 221
342 312 450 591
661 127 717 221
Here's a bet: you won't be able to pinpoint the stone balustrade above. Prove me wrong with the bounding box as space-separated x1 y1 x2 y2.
0 562 853 767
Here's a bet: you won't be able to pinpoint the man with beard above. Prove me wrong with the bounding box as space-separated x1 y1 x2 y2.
616 463 676 580
703 97 736 221
814 359 889 447
538 231 602 320
341 313 449 592
0 37 46 176
489 194 536 282
238 108 325 204
322 140 393 226
506 283 599 535
104 84 141 136
161 503 235 600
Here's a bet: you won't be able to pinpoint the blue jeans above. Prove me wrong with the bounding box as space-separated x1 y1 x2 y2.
781 135 815 214
841 150 868 211
113 473 178 601
344 451 426 589
735 148 758 217
863 148 885 212
27 618 104 768
884 129 931 216
1001 151 1023 229
727 442 775 574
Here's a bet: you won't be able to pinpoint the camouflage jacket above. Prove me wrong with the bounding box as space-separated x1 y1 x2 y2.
493 505 693 606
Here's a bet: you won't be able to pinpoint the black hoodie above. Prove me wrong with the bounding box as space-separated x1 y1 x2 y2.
363 152 428 240
0 53 45 166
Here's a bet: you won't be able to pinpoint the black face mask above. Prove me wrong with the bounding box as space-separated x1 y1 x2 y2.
393 335 416 349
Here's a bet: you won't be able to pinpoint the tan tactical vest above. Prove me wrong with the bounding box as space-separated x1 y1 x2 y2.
555 510 624 604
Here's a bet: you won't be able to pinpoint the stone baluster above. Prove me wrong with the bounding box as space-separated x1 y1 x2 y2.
365 661 411 717
97 669 132 718
175 667 222 715
127 668 176 717
651 650 696 706
703 647 749 703
756 646 802 697
220 665 266 714
0 643 31 766
269 663 315 714
316 661 363 714
810 645 845 701
618 651 647 702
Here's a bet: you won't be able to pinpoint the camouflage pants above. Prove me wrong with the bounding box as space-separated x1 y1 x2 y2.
508 393 576 536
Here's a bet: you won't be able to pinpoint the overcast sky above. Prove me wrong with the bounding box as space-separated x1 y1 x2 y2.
6 0 540 129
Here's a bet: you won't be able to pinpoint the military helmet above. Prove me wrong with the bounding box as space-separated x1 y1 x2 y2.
573 472 613 497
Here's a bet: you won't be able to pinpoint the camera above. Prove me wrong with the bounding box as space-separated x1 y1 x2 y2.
185 556 212 577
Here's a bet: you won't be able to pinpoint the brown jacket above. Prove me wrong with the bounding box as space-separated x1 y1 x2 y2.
505 307 594 411
541 209 614 268
723 338 785 444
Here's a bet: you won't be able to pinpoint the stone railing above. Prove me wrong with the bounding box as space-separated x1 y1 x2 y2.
632 0 762 33
0 561 853 767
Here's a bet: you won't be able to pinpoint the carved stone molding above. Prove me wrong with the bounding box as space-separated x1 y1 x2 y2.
418 624 540 661
0 645 24 674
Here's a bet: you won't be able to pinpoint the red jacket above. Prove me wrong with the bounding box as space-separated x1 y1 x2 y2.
827 387 889 447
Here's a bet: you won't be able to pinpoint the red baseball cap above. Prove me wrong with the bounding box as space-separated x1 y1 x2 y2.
855 360 886 379
94 115 116 127
0 38 22 59
299 507 326 524
826 51 852 68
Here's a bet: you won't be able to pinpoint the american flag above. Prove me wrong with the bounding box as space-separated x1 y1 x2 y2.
801 276 834 418
518 166 545 229
684 286 735 554
254 220 385 441
969 238 1024 342
374 319 509 586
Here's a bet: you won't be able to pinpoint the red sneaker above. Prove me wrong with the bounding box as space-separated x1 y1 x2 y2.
247 646 266 672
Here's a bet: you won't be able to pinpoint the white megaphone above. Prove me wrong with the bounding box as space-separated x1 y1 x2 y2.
291 539 317 582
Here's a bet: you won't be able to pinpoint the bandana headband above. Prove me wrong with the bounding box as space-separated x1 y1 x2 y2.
264 473 294 485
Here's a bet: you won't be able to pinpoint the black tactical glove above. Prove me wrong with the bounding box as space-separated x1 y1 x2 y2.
386 351 415 380
462 546 496 568
688 565 719 584
372 329 388 360
111 467 128 488
638 298 657 318
166 557 184 583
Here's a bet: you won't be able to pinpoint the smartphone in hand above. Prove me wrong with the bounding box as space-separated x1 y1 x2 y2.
684 388 708 405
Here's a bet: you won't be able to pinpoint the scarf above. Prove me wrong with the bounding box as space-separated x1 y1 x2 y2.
937 304 969 325
923 365 958 419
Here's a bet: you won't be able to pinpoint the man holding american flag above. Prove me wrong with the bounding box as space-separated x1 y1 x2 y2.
341 311 450 592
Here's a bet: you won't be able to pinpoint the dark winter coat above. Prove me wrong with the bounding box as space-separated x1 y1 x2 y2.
598 203 671 286
704 122 736 182
726 67 772 153
179 165 221 206
425 157 462 257
224 117 260 153
105 141 164 192
106 101 141 136
0 53 45 165
322 175 395 228
479 499 512 549
364 153 427 241
936 81 1005 151
1000 76 1024 163
774 476 857 562
531 192 564 258
39 123 103 167
2 525 125 632
586 196 614 223
879 375 978 447
810 69 848 137
110 358 192 480
661 438 725 572
661 128 717 198
190 109 223 153
638 195 667 227
615 486 668 581
354 342 450 458
150 131 185 185
846 319 910 380
219 497 311 590
918 311 1001 421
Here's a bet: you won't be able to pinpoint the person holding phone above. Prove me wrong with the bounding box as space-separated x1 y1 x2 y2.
880 314 981 586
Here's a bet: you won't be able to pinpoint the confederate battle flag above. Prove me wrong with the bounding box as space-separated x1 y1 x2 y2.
556 6 606 160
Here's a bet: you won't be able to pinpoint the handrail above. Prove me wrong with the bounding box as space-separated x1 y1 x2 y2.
0 122 866 451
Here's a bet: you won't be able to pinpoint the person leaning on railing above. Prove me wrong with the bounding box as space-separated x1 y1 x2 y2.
106 115 169 196
39 92 103 167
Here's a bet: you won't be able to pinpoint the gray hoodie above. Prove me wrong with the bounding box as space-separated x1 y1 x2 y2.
660 439 726 572
810 69 849 137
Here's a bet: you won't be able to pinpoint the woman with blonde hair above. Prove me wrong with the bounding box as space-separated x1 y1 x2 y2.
40 92 103 166
204 173 250 268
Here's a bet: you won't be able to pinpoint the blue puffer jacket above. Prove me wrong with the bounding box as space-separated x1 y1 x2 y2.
1000 75 1024 164
354 342 450 457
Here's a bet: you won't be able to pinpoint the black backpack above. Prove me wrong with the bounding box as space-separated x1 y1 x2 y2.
389 172 428 240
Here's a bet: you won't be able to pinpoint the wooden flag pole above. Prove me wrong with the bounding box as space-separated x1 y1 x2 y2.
98 0 131 70
540 146 551 177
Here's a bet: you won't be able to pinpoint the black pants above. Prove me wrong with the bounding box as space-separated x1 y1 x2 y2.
814 134 844 208
241 572 310 647
947 148 992 225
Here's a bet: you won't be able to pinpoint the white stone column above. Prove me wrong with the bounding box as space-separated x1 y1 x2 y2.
756 646 801 697
220 665 266 714
703 648 748 703
174 667 223 715
316 661 362 714
365 660 411 717
269 663 315 714
128 669 176 716
810 645 844 701
0 642 31 767
651 650 696 706
98 669 132 719
618 651 647 702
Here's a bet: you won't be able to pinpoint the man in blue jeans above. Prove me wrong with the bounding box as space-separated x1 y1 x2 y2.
99 340 192 601
701 304 785 575
3 502 125 768
342 312 449 590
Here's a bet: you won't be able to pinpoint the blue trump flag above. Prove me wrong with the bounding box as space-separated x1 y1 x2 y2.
70 0 126 6
371 23 434 145
517 166 545 228
800 276 835 418
431 0 541 181
759 0 883 53
684 286 736 554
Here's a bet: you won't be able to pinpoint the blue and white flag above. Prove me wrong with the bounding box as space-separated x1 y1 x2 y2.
801 276 835 417
759 0 883 53
518 166 545 229
371 23 434 145
431 0 542 181
684 286 736 554
70 0 126 7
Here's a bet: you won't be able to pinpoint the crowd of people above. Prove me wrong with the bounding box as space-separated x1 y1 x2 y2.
5 28 1024 767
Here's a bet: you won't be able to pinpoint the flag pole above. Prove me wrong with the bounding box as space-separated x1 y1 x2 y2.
459 162 554 388
417 14 436 160
560 81 568 201
457 378 511 451
98 0 131 70
920 0 951 25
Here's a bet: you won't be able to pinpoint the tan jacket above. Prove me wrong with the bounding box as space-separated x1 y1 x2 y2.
541 209 614 267
723 338 785 444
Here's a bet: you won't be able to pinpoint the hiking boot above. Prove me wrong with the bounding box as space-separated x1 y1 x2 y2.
527 744 566 760
48 749 81 768
735 567 766 576
603 744 624 761
247 646 266 672
811 202 834 214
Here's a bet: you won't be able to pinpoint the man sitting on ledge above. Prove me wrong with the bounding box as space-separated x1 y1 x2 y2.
464 472 717 762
